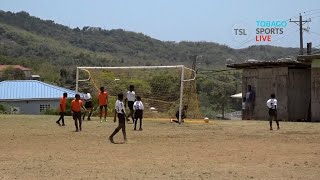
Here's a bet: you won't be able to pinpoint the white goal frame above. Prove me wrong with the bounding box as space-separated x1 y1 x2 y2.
75 65 196 123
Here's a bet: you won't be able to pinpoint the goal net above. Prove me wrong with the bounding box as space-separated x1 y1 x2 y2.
76 65 202 121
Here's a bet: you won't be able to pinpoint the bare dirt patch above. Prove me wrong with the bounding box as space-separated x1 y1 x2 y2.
0 115 320 179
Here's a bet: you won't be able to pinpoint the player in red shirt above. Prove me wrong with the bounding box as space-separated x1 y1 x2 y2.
98 87 108 122
56 93 67 126
71 94 85 132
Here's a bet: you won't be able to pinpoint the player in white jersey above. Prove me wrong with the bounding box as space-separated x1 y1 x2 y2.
109 93 127 143
133 96 144 131
266 93 279 130
125 85 135 123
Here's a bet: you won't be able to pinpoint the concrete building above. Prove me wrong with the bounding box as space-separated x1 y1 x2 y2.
227 59 311 121
0 80 83 114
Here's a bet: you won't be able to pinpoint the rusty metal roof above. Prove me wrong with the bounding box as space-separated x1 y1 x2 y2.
226 58 310 69
297 54 320 62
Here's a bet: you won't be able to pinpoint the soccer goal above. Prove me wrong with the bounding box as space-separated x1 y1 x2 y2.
75 65 202 123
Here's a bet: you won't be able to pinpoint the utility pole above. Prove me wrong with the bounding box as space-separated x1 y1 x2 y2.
290 13 311 55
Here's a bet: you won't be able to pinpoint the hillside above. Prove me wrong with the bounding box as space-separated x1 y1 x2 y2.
0 11 301 118
0 11 299 69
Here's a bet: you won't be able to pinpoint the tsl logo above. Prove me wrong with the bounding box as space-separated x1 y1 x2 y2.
233 20 287 43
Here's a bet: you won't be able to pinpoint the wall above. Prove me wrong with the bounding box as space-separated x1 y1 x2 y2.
2 100 59 115
288 69 311 121
311 59 320 121
242 67 288 120
23 70 31 79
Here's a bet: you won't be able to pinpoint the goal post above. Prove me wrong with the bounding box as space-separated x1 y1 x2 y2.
75 65 199 123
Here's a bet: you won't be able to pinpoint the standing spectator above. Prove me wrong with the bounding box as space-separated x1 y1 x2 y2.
245 85 255 120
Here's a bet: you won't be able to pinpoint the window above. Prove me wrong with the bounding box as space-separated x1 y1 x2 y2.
40 104 51 113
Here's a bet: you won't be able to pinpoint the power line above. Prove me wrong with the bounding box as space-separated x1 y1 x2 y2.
267 26 299 46
289 13 312 55
309 15 320 19
234 11 317 49
308 31 320 36
303 9 320 13
303 11 320 17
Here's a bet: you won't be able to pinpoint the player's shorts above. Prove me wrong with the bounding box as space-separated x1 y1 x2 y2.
134 110 143 119
72 111 82 120
59 112 65 116
99 105 107 110
117 113 125 124
85 101 93 109
128 101 134 111
269 109 277 117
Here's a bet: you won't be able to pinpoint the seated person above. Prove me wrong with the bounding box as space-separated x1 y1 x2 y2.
170 105 188 123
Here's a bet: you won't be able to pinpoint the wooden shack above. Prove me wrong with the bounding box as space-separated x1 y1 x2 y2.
298 54 320 121
227 60 311 121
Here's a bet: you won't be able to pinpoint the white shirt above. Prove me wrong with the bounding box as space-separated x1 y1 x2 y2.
133 101 144 111
266 99 277 109
127 91 135 102
115 100 125 114
242 102 246 110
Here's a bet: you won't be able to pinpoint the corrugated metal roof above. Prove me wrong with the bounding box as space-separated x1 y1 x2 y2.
0 80 83 101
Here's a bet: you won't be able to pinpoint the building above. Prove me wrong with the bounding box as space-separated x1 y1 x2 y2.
0 80 83 114
227 59 311 121
0 65 31 79
297 54 320 121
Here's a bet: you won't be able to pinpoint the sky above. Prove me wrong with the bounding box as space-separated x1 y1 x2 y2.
1 0 320 49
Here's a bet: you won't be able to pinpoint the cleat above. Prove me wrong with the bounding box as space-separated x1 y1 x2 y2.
109 136 114 143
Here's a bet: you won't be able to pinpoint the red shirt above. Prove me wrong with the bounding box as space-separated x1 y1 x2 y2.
59 97 67 112
71 99 83 112
98 91 108 106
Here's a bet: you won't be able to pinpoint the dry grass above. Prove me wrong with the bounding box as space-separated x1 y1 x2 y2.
0 115 320 180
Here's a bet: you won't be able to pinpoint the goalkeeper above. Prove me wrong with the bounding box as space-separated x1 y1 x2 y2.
170 105 188 123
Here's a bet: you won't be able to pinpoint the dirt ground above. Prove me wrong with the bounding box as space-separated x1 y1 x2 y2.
0 115 320 180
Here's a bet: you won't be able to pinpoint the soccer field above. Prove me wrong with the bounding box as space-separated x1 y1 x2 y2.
0 115 319 180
